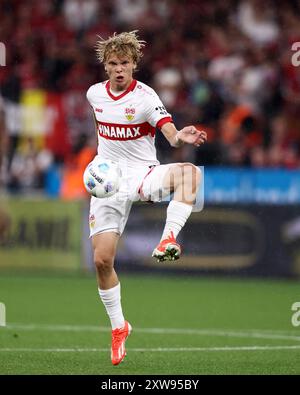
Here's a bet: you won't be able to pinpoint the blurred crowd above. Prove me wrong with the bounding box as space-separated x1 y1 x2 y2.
1 0 300 197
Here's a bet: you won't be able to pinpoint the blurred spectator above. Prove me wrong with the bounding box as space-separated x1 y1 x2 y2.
153 66 183 110
7 137 53 193
114 0 148 26
60 134 96 200
63 0 99 32
249 146 266 168
237 0 279 46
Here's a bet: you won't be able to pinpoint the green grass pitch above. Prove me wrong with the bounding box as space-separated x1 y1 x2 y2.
0 273 299 375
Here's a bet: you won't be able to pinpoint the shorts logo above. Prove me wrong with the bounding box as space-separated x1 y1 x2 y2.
89 214 95 229
125 107 135 121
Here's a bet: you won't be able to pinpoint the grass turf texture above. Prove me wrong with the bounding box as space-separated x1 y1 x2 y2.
0 273 299 375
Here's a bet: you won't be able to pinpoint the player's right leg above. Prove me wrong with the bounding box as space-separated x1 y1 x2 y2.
92 231 120 292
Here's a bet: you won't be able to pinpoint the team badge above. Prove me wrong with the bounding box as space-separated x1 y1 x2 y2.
125 107 135 121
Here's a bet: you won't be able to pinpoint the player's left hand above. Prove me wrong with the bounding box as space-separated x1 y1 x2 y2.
177 126 207 147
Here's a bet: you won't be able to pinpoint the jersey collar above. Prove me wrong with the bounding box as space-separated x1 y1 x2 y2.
106 79 137 101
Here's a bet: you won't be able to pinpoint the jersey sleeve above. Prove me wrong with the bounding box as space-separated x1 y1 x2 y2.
144 89 173 129
86 86 93 106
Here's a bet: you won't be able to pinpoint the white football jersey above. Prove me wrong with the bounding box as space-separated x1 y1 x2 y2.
86 79 173 166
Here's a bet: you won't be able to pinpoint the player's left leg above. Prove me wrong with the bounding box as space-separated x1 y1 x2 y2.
154 163 201 261
140 163 201 261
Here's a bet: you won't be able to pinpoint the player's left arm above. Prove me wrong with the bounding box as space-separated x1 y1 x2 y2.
161 122 207 148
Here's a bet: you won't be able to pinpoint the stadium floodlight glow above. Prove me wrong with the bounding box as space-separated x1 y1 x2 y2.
0 42 6 67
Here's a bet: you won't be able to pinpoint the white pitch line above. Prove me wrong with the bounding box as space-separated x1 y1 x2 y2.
6 323 300 337
6 323 103 332
4 323 300 342
0 345 300 353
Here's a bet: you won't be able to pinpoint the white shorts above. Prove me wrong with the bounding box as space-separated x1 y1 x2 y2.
89 163 173 237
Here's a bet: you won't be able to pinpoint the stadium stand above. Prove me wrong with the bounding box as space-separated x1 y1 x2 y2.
0 0 300 197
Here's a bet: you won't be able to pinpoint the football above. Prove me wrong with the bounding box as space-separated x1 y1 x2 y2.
83 157 121 198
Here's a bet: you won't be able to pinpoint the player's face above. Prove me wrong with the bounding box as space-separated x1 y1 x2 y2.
105 53 136 92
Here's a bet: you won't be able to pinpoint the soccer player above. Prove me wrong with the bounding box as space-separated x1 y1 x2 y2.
86 31 207 365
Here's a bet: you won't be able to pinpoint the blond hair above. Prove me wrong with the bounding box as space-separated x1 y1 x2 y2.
95 30 146 64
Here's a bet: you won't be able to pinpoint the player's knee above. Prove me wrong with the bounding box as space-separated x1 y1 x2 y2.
165 163 201 192
181 163 201 191
94 251 114 275
192 165 201 188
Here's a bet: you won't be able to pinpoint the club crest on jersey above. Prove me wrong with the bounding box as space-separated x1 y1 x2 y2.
125 107 135 121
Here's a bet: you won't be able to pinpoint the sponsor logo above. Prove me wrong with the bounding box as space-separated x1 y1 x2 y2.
97 121 155 140
99 124 140 139
95 108 103 113
125 107 136 121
